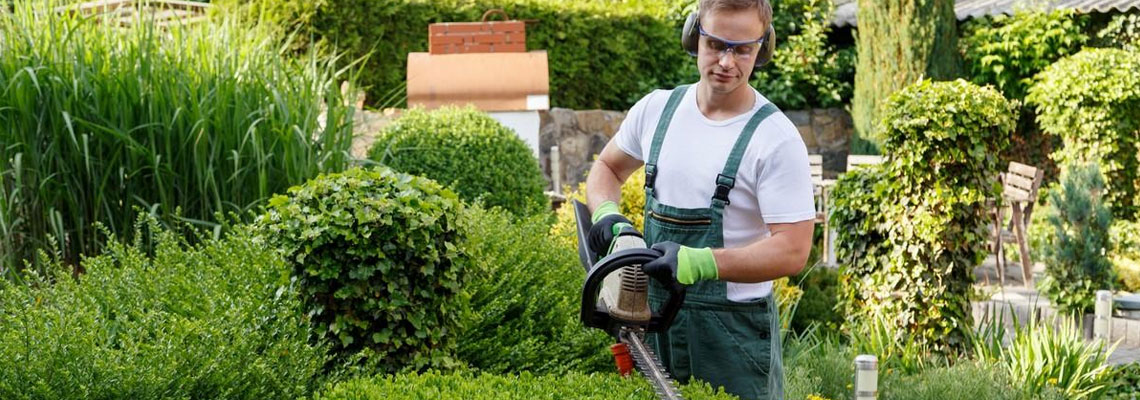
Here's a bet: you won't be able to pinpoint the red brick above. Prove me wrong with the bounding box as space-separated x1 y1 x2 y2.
474 33 507 44
430 35 464 45
492 42 526 52
490 21 524 33
428 23 448 36
444 23 487 34
504 33 526 43
462 43 492 53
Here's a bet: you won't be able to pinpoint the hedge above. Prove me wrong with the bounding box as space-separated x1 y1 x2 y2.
0 220 327 399
832 79 1015 355
256 167 468 372
311 370 739 400
1027 48 1140 220
221 0 854 111
458 205 612 374
368 106 548 216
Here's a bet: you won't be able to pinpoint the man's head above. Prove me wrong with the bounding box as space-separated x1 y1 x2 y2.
694 0 773 94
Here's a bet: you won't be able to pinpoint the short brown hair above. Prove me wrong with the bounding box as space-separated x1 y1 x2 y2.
699 0 773 28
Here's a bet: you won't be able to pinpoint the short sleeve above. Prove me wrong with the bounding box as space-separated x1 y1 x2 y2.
614 90 662 161
756 137 817 224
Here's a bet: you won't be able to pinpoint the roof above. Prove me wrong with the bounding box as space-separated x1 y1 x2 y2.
832 0 1140 28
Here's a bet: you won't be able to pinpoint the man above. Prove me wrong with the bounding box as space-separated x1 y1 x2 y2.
583 1 815 398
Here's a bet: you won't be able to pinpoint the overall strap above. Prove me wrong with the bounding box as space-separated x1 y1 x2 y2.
645 85 690 191
711 102 779 208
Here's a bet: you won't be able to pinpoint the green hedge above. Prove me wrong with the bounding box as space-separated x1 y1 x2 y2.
311 370 739 400
0 4 354 276
257 167 468 372
224 0 689 110
369 106 547 216
224 0 854 111
960 9 1088 102
458 206 612 374
832 79 1015 355
1027 48 1140 220
0 220 327 399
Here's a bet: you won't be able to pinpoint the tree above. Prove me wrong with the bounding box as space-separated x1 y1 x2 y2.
851 0 961 153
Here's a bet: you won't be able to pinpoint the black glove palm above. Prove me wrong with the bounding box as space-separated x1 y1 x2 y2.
587 213 634 257
642 241 685 294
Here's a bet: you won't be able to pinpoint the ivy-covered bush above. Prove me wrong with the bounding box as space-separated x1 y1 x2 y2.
831 79 1015 355
311 370 738 400
0 220 327 399
960 9 1088 101
369 106 547 216
1097 13 1140 51
1040 163 1115 315
458 206 611 374
256 167 468 372
1027 48 1140 220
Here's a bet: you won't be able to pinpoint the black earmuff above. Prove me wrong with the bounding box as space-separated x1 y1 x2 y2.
681 11 776 70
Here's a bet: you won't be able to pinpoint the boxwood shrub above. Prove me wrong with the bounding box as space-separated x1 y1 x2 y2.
256 166 468 373
831 79 1015 355
369 106 547 216
1027 48 1140 220
458 205 612 374
310 370 739 400
0 220 327 399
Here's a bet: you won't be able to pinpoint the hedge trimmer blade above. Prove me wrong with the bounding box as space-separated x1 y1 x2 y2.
621 328 684 400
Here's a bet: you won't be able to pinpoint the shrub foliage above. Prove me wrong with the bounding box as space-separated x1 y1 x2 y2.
1027 48 1140 220
311 370 739 400
1039 163 1115 315
0 220 327 399
831 79 1015 355
369 106 547 216
257 167 468 372
458 206 612 374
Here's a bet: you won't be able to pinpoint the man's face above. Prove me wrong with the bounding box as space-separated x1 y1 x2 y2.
697 8 766 95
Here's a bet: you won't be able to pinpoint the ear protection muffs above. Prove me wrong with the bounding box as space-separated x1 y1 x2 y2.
681 11 776 70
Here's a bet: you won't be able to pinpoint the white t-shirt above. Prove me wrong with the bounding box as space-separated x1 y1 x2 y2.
614 84 815 301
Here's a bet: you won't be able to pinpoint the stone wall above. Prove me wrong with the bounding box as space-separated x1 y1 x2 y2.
350 106 853 191
539 107 852 191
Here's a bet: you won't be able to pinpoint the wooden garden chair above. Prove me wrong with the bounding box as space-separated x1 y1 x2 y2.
991 161 1044 287
809 155 836 265
845 154 884 171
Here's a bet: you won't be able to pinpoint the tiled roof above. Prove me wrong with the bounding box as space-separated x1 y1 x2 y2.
833 0 1140 27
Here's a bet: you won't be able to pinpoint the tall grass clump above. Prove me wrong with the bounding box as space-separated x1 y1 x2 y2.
0 1 355 277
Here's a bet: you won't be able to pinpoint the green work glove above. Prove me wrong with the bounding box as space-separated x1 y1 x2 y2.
588 200 634 256
643 241 719 290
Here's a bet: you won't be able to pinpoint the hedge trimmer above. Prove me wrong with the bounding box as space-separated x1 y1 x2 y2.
572 200 687 400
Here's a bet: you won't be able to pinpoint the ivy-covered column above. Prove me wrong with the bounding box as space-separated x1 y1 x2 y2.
832 79 1015 356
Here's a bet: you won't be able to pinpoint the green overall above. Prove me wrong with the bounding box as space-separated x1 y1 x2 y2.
644 85 784 400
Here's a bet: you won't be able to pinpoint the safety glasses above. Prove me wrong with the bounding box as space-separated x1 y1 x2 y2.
698 25 765 60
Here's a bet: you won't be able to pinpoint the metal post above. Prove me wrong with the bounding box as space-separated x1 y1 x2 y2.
854 354 878 400
1095 290 1113 343
551 145 562 195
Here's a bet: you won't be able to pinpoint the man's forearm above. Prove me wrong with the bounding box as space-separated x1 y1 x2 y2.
711 221 814 283
585 158 625 211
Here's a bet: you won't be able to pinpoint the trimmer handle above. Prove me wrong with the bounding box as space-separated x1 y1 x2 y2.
580 248 686 333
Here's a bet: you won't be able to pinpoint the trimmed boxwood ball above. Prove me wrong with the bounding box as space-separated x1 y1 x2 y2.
256 166 468 373
369 106 548 216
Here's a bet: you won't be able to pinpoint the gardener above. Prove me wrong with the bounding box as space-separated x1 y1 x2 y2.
584 1 814 398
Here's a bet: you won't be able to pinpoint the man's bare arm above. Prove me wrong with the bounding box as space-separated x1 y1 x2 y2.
585 139 643 211
712 219 815 283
